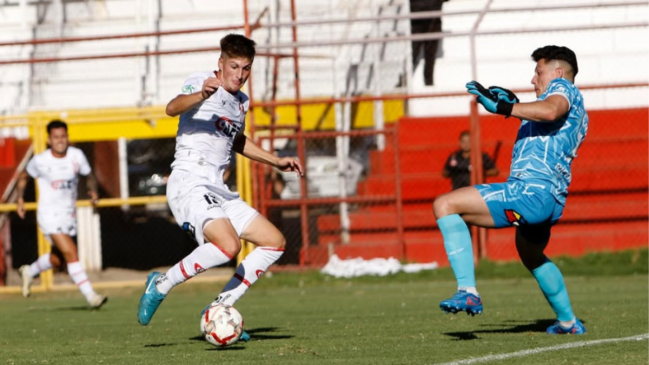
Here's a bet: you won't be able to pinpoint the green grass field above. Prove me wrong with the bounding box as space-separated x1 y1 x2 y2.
1 250 647 365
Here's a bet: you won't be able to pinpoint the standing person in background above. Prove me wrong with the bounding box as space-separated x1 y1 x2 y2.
16 120 107 309
410 0 449 85
442 130 499 191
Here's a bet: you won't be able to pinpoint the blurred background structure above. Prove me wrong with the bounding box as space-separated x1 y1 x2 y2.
0 0 647 289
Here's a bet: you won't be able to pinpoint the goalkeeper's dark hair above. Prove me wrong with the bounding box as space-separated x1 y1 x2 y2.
220 34 256 61
46 120 67 135
531 45 578 77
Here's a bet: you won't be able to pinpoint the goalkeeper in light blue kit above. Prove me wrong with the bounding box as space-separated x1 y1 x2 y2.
433 45 588 334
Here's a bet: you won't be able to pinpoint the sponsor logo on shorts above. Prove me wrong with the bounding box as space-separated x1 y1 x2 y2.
504 209 524 226
255 270 265 279
182 222 196 237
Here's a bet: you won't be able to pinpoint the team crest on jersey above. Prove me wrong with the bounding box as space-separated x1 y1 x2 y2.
504 209 524 226
215 116 241 139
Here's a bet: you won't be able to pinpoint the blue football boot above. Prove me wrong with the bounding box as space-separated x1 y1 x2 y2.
439 289 483 316
201 302 251 342
546 318 586 335
137 272 166 326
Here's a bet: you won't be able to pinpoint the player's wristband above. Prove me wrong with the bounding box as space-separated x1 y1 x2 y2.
496 101 514 117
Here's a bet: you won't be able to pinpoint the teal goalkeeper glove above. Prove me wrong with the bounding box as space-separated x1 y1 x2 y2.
466 81 519 117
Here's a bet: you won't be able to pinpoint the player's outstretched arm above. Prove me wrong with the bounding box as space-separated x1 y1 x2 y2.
510 95 569 123
233 134 304 176
15 172 30 219
166 74 222 117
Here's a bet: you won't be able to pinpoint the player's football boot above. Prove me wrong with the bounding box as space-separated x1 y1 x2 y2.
137 272 166 325
88 294 108 309
18 265 33 298
439 289 483 316
546 319 586 335
201 303 251 342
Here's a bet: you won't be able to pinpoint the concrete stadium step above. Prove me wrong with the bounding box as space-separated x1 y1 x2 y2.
317 191 648 233
306 220 648 265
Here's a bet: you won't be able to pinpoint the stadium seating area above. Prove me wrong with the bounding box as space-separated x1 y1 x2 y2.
312 107 648 264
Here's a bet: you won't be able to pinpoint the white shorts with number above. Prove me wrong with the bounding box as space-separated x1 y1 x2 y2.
37 211 77 244
166 169 259 245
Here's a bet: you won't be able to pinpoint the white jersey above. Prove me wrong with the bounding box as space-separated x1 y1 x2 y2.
25 146 91 219
170 71 249 199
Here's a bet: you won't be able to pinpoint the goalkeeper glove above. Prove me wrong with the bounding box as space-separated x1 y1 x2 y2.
466 81 519 117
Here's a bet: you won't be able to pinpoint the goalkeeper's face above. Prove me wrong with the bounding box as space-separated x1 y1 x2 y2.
531 59 561 98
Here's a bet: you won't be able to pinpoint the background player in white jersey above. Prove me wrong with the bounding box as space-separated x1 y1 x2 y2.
433 46 588 334
137 34 304 338
16 120 107 309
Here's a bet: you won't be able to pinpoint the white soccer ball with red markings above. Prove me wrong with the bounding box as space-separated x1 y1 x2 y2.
200 304 244 347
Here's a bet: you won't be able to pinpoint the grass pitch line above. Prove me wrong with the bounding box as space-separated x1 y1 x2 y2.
434 333 649 365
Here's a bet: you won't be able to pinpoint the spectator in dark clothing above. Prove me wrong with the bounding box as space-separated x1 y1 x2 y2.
443 131 499 190
410 0 448 85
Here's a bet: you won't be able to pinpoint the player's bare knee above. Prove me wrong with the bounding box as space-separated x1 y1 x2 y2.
61 250 78 263
211 238 241 258
433 194 454 219
269 234 286 250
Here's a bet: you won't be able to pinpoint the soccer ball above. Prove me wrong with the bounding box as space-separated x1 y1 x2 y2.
200 304 244 347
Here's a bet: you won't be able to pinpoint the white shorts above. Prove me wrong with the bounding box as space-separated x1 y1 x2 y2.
166 169 259 245
37 211 77 244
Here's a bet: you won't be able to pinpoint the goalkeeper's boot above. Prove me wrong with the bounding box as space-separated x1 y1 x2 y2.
18 265 33 298
546 319 586 335
439 289 483 316
137 272 166 326
201 303 251 342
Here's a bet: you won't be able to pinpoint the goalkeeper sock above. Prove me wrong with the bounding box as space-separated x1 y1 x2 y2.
67 261 97 301
156 243 232 295
29 253 52 277
216 247 284 306
438 214 476 289
532 258 575 322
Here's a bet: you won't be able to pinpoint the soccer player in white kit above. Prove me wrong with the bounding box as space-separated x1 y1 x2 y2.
16 120 107 309
137 34 304 337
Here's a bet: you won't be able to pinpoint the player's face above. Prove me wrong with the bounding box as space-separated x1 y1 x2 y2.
218 55 253 94
459 135 471 152
48 127 69 157
531 59 561 98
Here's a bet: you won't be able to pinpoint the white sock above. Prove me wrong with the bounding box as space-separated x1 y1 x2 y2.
156 243 233 295
459 286 479 296
29 253 52 277
217 247 284 306
559 319 576 328
67 261 96 301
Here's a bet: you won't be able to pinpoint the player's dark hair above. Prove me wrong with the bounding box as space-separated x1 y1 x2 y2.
531 45 578 77
47 120 68 135
459 130 470 139
220 34 256 61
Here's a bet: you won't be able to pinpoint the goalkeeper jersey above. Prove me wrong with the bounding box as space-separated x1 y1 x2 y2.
509 77 588 206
